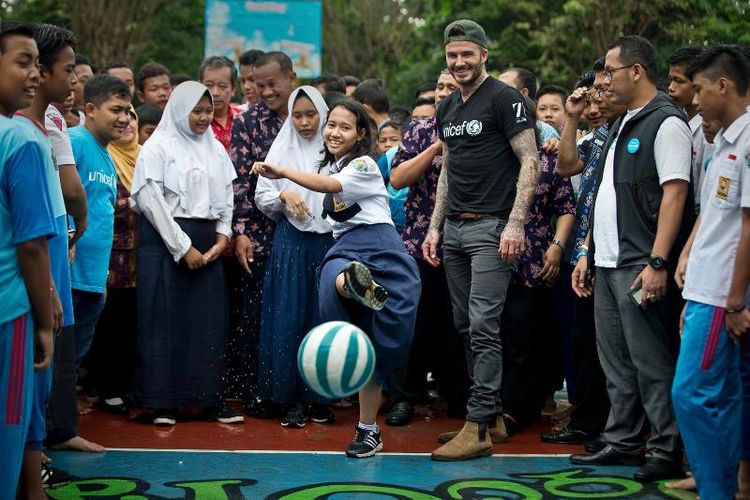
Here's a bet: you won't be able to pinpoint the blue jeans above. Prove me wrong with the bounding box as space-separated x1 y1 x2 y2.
672 301 742 498
72 290 106 367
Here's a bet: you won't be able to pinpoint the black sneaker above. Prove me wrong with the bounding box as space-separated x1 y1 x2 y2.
345 425 383 458
281 404 307 428
307 403 335 424
206 405 245 424
41 463 70 489
152 409 177 426
343 262 388 311
244 398 282 419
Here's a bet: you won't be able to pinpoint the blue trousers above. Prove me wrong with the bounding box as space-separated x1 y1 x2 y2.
672 301 742 499
0 313 34 499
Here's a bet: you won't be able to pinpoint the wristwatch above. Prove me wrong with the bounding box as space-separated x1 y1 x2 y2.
648 255 667 270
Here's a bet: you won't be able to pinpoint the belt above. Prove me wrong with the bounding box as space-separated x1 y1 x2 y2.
454 213 490 220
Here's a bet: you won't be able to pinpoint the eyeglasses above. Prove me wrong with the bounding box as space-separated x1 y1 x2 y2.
603 63 636 80
584 87 613 101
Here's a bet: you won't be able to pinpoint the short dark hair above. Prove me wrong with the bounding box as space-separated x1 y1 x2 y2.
34 24 78 71
199 55 237 86
537 84 568 104
135 103 162 126
342 75 361 87
84 74 131 106
414 80 436 99
686 44 750 96
170 73 191 87
311 74 346 94
668 46 703 68
137 62 170 93
0 22 35 53
322 90 346 109
575 71 596 89
413 96 436 108
239 49 264 67
609 35 658 83
352 79 389 114
318 99 374 170
592 57 605 74
379 119 402 133
388 106 410 125
503 67 538 99
103 60 131 73
75 53 93 69
253 51 294 74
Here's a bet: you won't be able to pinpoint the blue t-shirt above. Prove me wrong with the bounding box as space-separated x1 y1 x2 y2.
376 146 408 233
69 126 117 293
14 115 75 326
0 116 57 324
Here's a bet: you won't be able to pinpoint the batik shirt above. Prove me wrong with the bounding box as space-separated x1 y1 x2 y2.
569 123 610 265
229 101 280 258
391 117 443 260
514 151 575 288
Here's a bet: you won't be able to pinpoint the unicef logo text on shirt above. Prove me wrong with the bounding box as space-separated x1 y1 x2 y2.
443 120 483 138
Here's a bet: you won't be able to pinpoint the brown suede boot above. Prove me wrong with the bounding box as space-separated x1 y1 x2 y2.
436 414 508 444
431 421 493 461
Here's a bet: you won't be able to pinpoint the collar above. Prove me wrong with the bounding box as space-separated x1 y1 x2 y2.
14 111 48 136
688 113 702 134
716 111 750 147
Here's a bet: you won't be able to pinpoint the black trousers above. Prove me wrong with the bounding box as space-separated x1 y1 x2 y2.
501 284 552 425
568 294 610 434
389 259 468 414
46 325 77 445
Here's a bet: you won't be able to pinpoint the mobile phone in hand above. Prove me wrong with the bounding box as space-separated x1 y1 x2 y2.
629 284 644 307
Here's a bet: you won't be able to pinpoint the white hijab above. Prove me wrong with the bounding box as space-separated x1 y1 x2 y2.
256 85 331 233
132 81 236 219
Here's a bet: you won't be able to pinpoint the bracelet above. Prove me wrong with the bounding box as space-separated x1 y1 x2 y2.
726 305 747 314
552 239 565 250
577 249 589 259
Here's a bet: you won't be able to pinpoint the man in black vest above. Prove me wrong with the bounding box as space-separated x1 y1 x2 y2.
570 36 691 483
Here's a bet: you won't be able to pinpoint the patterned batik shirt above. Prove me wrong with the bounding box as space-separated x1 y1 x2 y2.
569 123 610 265
391 117 443 260
229 101 281 258
514 150 575 288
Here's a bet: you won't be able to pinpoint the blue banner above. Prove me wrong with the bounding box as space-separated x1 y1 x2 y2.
205 0 322 78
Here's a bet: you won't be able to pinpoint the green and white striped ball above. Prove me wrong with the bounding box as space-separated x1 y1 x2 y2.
298 321 376 399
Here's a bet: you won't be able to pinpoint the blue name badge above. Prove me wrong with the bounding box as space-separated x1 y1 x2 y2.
627 138 640 154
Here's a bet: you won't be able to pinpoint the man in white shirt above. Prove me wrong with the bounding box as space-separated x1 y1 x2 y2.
668 46 707 213
672 44 750 500
570 35 691 483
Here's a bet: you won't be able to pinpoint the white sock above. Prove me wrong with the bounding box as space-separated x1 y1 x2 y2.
358 421 379 432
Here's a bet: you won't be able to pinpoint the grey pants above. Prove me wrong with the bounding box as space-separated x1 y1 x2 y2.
443 217 513 423
594 266 680 459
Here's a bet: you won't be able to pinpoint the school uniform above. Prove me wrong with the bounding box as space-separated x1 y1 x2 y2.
673 109 750 498
317 155 421 385
0 117 57 498
254 86 334 404
131 82 237 409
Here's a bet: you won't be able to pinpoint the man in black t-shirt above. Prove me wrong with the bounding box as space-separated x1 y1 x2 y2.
424 19 540 461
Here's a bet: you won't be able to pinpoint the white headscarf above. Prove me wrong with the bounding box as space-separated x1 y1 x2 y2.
255 85 331 233
131 81 236 219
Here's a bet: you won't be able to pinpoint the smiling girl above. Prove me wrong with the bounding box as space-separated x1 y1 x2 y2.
130 81 241 427
253 98 421 458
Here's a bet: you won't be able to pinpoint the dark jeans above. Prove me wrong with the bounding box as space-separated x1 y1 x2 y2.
389 259 469 414
443 217 513 423
46 326 77 445
72 289 106 368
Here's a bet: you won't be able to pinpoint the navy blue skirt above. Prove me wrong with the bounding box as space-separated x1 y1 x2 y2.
258 218 334 403
319 223 421 385
132 217 228 409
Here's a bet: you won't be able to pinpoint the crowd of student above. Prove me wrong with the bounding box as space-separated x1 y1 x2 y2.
0 17 748 499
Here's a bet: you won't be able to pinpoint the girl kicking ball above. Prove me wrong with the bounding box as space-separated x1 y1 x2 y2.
253 99 421 458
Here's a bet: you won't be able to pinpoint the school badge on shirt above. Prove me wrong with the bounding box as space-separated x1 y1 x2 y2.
717 176 731 200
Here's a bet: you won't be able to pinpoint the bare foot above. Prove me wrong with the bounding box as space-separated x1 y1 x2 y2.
49 435 106 453
78 398 93 415
665 473 696 491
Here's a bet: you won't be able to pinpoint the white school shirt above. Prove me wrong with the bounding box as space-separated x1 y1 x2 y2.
44 105 75 166
689 113 708 212
325 155 394 239
683 110 750 308
593 110 692 268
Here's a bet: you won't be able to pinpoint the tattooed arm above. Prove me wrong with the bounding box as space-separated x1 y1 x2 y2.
500 128 540 262
422 144 449 267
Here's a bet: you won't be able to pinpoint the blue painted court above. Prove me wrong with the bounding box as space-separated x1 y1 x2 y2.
44 450 694 499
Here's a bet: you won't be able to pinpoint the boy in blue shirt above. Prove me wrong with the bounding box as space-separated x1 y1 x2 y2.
69 74 131 370
0 23 57 499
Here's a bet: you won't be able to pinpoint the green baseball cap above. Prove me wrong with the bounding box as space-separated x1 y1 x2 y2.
444 19 489 48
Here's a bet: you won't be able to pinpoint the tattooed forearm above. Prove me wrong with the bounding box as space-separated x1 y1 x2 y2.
428 145 449 232
508 128 540 226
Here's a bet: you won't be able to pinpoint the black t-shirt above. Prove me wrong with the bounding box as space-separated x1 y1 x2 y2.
437 77 533 218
